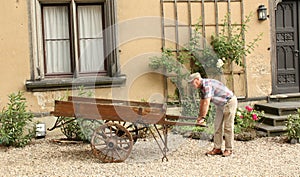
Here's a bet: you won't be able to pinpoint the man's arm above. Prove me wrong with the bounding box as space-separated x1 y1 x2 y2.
199 97 211 118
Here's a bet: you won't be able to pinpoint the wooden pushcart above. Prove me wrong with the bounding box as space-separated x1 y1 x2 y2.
50 96 205 163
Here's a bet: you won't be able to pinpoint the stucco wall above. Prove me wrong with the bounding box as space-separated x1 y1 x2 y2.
244 0 272 98
0 0 31 107
0 0 272 114
117 0 164 103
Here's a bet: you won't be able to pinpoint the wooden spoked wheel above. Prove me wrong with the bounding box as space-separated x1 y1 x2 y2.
91 122 133 163
104 120 148 143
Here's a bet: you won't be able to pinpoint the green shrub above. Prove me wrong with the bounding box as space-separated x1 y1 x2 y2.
0 91 35 147
60 117 86 141
211 12 262 67
286 110 300 141
149 48 189 100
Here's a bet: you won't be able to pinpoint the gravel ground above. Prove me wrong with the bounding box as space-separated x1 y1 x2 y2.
1 131 300 177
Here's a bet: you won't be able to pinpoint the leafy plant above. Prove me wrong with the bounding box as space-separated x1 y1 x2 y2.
149 48 189 100
286 110 300 141
211 12 263 67
60 117 85 141
58 86 98 141
234 105 263 133
0 91 35 147
183 18 220 77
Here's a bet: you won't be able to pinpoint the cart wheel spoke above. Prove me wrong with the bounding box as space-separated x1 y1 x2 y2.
91 122 133 163
113 148 123 159
109 126 113 136
117 145 131 153
93 143 107 147
117 140 131 147
94 130 107 140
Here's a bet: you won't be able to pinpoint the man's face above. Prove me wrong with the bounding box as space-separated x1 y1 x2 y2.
191 78 200 89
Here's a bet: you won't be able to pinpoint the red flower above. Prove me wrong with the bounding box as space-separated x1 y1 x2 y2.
252 114 258 121
245 105 253 112
240 115 244 118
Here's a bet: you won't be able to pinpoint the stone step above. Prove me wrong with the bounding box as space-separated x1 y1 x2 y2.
269 93 300 102
259 113 289 126
255 123 287 137
254 102 300 116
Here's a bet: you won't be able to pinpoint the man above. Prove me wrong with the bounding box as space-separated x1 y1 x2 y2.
188 72 237 157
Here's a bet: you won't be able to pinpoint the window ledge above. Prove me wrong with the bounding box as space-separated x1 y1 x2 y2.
25 75 126 92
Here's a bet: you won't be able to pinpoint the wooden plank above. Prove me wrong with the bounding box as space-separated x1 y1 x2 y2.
68 96 165 108
51 100 208 127
51 100 76 117
159 120 207 127
51 100 166 124
165 114 198 120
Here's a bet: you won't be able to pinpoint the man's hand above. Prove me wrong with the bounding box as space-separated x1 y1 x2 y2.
196 116 206 126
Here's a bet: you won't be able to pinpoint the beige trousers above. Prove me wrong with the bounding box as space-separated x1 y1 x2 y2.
214 96 238 150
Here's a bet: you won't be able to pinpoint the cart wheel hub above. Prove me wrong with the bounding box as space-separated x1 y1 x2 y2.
108 141 114 148
106 138 117 149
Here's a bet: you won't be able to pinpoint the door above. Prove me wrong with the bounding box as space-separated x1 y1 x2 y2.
275 0 299 94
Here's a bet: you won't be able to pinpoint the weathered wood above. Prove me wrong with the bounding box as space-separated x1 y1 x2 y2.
51 100 166 124
165 114 198 121
161 120 207 127
51 98 206 126
68 96 165 108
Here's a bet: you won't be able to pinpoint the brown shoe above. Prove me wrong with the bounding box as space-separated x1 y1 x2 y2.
205 148 222 156
222 150 233 157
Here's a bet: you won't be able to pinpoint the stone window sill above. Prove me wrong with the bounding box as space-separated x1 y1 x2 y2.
25 75 126 92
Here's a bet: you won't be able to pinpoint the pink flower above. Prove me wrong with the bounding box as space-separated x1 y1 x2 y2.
252 114 258 121
245 105 253 112
240 115 244 118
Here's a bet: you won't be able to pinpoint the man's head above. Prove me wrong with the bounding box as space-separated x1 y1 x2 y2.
188 72 202 88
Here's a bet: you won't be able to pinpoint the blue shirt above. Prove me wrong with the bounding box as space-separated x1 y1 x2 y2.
199 79 233 106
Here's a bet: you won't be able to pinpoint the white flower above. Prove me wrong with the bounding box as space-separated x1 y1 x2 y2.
216 59 224 68
236 111 242 117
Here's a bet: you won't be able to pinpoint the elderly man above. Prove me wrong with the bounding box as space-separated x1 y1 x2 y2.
188 72 237 157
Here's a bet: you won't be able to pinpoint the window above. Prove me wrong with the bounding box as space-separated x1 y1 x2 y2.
26 0 124 91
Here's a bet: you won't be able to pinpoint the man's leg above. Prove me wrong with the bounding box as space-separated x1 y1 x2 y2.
213 106 224 149
223 96 238 152
206 106 224 156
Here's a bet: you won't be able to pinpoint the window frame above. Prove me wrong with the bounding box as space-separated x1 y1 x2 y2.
26 0 124 91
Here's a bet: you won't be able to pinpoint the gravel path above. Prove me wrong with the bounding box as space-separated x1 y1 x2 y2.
1 132 300 176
